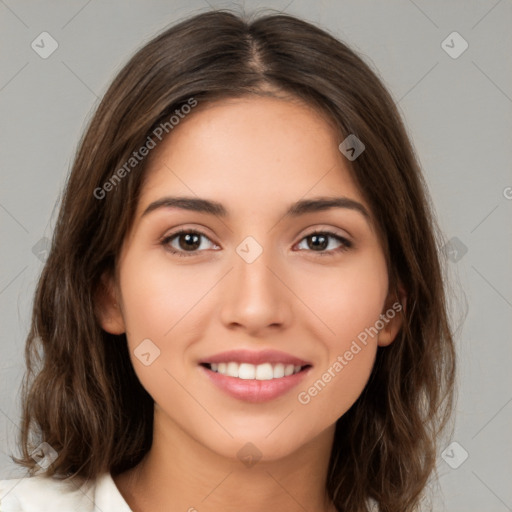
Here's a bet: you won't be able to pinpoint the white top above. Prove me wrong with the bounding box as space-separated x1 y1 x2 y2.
0 471 132 511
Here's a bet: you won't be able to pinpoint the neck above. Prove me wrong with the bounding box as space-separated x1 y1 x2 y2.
113 407 337 512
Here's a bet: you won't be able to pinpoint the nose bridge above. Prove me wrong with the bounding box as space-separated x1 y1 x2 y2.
234 233 281 301
219 234 289 331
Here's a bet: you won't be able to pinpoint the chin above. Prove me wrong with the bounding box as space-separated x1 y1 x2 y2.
202 424 321 465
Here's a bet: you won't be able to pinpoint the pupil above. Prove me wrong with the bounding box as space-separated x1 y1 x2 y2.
181 233 200 250
310 234 327 250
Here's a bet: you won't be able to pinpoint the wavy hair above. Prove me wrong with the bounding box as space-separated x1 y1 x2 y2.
12 9 456 512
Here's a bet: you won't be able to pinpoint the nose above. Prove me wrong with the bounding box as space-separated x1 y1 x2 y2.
219 240 291 335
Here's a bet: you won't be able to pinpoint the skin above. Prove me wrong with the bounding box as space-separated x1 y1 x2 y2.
98 94 404 512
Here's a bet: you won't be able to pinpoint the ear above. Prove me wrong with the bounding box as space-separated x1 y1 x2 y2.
95 271 125 335
377 283 407 347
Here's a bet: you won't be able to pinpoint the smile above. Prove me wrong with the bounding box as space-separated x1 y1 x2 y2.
198 350 312 402
203 362 306 380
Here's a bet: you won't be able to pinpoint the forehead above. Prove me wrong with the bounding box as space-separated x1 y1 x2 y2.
138 95 369 219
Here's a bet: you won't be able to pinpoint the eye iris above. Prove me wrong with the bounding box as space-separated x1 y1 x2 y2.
309 234 328 251
179 233 201 251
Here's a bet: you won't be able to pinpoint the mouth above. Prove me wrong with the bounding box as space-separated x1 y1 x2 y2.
200 361 311 380
198 349 313 403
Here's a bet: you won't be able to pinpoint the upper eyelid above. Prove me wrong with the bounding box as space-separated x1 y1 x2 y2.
162 228 215 243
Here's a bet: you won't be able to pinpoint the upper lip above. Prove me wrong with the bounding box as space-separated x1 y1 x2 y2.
199 349 312 367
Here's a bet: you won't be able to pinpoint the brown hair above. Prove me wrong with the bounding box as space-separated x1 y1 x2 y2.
12 9 456 512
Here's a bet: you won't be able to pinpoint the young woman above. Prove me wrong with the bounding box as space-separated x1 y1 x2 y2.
0 9 456 512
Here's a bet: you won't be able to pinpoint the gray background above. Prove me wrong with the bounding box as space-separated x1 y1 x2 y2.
1 1 511 511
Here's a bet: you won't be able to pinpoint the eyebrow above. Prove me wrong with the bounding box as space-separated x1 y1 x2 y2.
141 195 371 223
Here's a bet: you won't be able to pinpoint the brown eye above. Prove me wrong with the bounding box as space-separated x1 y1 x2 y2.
161 229 217 257
175 232 201 251
296 230 352 256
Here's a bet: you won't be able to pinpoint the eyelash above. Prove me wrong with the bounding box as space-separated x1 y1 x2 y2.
160 228 353 258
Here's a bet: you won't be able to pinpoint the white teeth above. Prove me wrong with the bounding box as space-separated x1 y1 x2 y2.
208 361 304 380
238 363 255 379
284 364 295 376
273 363 285 378
226 362 239 378
255 363 273 380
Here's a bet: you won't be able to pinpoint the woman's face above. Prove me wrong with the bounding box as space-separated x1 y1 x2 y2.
101 95 402 462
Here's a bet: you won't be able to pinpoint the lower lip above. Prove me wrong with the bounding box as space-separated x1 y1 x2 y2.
199 365 311 403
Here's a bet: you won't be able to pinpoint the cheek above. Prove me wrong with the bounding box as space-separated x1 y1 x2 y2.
294 250 388 344
293 252 387 422
117 252 211 405
119 251 212 343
